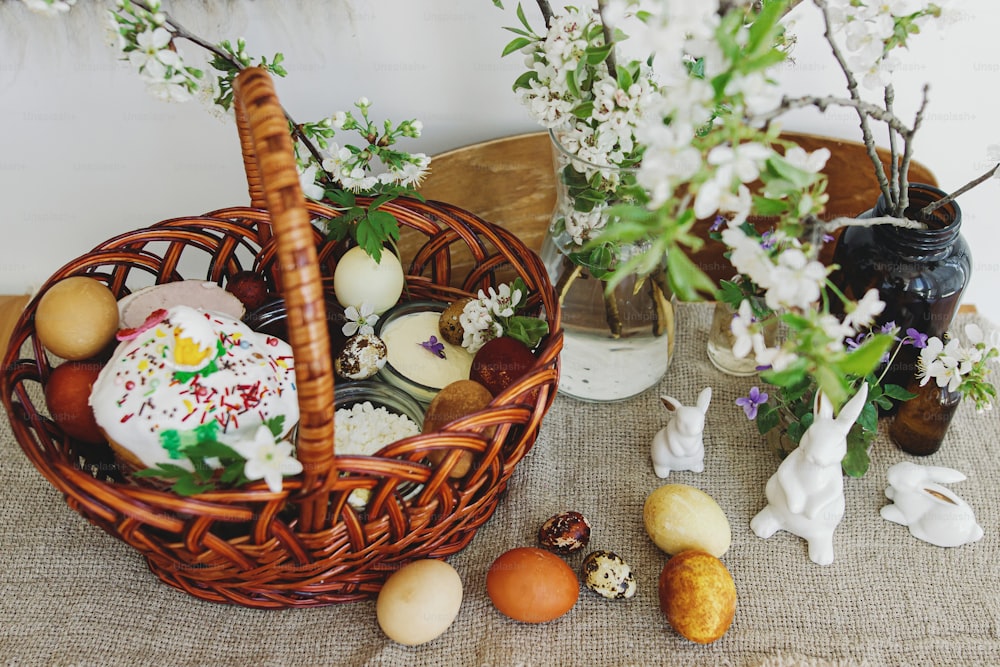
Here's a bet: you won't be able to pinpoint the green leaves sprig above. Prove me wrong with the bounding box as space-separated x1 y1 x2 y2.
133 417 286 496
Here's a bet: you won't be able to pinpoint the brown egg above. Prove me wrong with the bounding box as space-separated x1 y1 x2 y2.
470 336 536 397
538 511 591 554
658 550 737 644
226 271 271 312
486 547 579 623
35 277 118 360
423 379 493 477
438 298 472 346
44 359 106 444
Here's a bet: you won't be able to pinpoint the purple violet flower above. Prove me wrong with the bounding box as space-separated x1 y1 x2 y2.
419 336 446 359
760 231 776 250
736 387 769 420
710 215 726 232
904 327 928 348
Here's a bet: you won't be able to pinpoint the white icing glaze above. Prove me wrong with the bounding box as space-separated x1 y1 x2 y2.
380 311 472 390
89 305 298 469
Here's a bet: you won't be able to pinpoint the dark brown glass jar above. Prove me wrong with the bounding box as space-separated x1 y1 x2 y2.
889 378 961 455
830 184 971 393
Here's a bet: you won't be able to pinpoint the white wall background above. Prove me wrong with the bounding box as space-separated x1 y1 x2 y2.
1 0 998 323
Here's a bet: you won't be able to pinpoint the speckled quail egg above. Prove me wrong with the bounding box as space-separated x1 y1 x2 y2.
334 333 388 380
538 510 591 553
581 550 637 600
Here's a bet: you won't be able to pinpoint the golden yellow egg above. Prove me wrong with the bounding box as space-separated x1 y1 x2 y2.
35 277 119 360
644 483 732 557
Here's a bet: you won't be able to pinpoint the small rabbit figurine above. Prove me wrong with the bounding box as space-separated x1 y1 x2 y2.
880 461 984 548
750 383 869 565
651 387 712 478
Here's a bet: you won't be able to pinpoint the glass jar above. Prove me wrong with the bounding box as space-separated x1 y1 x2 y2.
706 300 778 376
889 378 961 456
830 183 971 394
540 130 675 402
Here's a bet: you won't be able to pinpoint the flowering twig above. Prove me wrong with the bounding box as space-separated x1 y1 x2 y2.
814 0 892 205
920 163 1000 217
896 84 931 216
884 85 899 206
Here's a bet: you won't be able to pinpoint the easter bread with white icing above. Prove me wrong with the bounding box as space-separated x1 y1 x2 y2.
90 304 298 472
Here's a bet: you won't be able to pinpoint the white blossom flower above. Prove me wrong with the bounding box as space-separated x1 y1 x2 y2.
145 74 193 103
129 27 182 76
298 163 325 201
231 426 303 494
784 147 832 174
753 337 798 373
20 0 76 17
730 299 757 359
342 302 379 336
763 248 828 311
708 142 772 186
842 288 886 332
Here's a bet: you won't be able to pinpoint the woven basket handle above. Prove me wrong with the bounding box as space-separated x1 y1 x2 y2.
233 68 335 512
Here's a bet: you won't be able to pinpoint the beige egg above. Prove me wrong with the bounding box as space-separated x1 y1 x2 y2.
376 559 463 646
644 483 732 558
35 276 119 360
333 246 404 315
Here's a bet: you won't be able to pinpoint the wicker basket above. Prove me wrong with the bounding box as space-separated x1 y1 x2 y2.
1 68 562 608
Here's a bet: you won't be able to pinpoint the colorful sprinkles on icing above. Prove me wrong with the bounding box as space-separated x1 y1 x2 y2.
90 305 299 470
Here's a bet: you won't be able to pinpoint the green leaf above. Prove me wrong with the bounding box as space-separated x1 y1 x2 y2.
616 64 634 91
837 334 895 378
766 154 821 190
173 475 215 496
511 70 539 91
515 2 531 31
133 463 189 479
760 357 810 388
718 280 746 308
572 102 596 120
586 43 614 66
752 195 790 216
882 383 918 401
266 416 286 438
325 189 356 207
666 245 718 302
756 403 779 435
502 36 533 57
842 425 872 477
504 316 549 350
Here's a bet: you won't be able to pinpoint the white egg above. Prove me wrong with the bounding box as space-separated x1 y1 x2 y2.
376 559 463 646
333 246 404 315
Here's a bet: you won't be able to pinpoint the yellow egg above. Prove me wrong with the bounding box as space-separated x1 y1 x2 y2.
376 559 463 646
644 483 732 558
35 276 119 360
658 549 737 644
333 246 404 315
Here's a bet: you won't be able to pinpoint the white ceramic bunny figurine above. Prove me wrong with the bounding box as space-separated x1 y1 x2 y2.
750 383 869 565
651 387 712 478
880 461 984 547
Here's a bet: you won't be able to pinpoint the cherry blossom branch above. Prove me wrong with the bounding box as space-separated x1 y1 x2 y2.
130 0 331 179
535 0 553 30
753 94 914 136
920 163 1000 217
885 85 899 206
895 84 930 216
820 215 926 232
597 0 618 79
814 0 892 205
